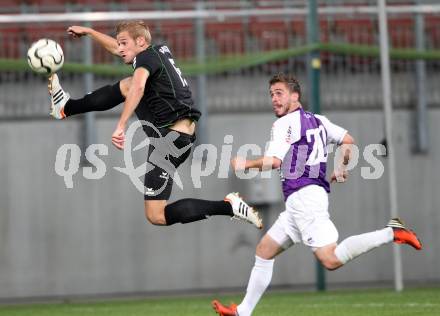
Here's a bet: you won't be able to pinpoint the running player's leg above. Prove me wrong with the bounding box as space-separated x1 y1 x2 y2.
49 75 130 119
235 234 285 316
286 185 343 270
324 218 422 269
316 225 396 270
212 236 282 316
291 185 392 270
213 216 293 316
293 186 421 270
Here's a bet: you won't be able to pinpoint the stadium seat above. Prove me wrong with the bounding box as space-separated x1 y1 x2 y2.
249 19 289 51
120 1 156 11
388 16 414 48
23 23 66 43
206 22 245 56
333 18 375 45
0 27 21 59
154 21 195 60
426 15 440 49
290 20 306 42
0 0 20 13
330 18 377 70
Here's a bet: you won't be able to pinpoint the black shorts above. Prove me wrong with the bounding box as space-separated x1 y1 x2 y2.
143 127 195 200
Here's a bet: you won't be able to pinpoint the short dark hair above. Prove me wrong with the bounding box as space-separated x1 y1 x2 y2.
269 73 301 100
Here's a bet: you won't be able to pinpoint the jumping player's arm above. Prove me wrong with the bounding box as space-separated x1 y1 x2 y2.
67 26 119 56
111 68 149 149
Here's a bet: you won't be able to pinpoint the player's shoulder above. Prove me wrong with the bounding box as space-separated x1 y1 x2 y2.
299 108 321 120
273 110 300 128
270 111 301 143
135 47 153 63
144 44 174 58
271 111 301 143
313 113 333 126
138 44 164 57
313 113 347 137
313 114 346 134
135 45 164 66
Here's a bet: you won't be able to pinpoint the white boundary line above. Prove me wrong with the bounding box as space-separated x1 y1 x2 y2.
0 5 440 23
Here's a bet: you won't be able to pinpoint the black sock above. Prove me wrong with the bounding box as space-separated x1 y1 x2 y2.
64 82 124 117
164 199 233 225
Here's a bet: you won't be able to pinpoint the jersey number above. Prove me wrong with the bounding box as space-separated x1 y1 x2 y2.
306 126 327 165
169 58 188 87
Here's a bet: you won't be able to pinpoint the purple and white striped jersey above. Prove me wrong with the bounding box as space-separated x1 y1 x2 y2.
265 107 347 200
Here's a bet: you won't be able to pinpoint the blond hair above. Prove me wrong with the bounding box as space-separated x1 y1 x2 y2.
116 21 152 44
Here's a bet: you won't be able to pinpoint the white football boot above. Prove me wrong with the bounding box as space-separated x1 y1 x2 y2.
48 73 69 119
224 192 263 229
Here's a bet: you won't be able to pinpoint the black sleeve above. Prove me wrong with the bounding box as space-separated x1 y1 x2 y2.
134 49 162 75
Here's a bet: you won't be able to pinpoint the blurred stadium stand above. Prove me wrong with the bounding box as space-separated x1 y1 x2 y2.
0 0 439 118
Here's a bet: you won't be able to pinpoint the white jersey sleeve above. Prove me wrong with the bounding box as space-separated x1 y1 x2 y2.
265 112 301 160
315 114 347 145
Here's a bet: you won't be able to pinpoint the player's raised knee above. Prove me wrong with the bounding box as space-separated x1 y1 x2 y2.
256 242 269 258
144 200 167 225
119 77 133 98
145 212 165 225
255 236 281 260
144 208 166 225
320 257 342 271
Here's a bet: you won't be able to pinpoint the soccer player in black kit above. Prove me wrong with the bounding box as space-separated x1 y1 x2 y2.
48 21 262 229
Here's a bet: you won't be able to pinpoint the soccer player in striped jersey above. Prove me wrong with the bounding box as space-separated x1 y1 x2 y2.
48 21 262 229
212 73 422 316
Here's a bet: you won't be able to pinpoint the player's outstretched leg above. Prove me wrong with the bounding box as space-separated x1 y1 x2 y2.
212 300 237 316
48 75 126 119
333 217 422 268
387 218 422 250
225 192 263 229
162 193 263 229
48 73 69 119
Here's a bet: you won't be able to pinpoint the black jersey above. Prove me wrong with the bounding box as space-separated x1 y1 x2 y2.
133 44 201 128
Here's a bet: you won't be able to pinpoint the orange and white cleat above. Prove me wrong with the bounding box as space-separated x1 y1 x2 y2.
224 192 263 229
48 73 69 119
387 218 422 250
212 300 238 316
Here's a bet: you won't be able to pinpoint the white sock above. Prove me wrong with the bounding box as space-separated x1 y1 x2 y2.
236 256 274 316
335 227 394 264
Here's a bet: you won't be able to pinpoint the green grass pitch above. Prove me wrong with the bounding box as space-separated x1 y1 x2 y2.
0 287 438 316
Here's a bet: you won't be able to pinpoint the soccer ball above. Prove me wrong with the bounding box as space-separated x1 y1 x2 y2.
27 38 64 75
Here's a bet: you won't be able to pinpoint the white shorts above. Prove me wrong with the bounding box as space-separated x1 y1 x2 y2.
267 185 339 251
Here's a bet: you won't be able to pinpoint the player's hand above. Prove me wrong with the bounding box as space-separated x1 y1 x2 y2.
330 170 348 183
67 26 90 38
231 157 247 171
112 126 125 150
331 147 351 183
